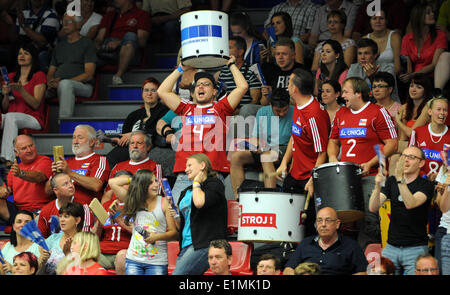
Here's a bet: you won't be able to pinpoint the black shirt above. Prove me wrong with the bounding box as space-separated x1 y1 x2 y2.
122 101 169 143
262 62 306 91
381 175 435 247
285 234 368 275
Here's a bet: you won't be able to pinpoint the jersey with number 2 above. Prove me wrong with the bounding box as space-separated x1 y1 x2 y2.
330 103 397 176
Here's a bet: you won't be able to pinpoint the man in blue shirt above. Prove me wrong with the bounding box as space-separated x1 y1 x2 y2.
283 207 368 275
229 88 294 199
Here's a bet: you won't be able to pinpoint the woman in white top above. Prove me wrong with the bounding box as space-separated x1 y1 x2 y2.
436 159 450 275
311 9 356 72
58 0 102 40
122 169 177 275
0 211 42 274
363 8 401 75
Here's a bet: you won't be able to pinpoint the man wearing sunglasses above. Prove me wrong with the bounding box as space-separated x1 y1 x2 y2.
369 146 435 275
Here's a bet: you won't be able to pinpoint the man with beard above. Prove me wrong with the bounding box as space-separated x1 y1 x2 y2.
46 124 110 205
106 130 159 178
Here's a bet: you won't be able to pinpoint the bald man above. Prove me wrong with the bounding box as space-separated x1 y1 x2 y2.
0 135 53 224
283 207 368 275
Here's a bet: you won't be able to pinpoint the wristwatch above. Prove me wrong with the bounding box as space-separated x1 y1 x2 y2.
396 178 405 184
19 170 25 178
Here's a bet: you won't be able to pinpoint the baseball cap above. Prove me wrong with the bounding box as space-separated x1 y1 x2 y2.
194 72 217 89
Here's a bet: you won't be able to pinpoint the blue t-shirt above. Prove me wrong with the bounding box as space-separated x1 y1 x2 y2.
179 190 193 249
252 105 294 147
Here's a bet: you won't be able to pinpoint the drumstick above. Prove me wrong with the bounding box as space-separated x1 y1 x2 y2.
265 170 285 179
301 192 312 220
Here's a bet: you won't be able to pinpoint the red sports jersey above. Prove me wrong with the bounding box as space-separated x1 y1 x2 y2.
330 103 397 176
7 155 53 211
66 153 110 205
290 97 331 180
65 262 110 275
38 199 95 238
409 124 450 176
99 199 132 255
106 158 159 191
173 97 235 173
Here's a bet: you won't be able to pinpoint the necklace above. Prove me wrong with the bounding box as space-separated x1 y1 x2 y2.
430 131 444 144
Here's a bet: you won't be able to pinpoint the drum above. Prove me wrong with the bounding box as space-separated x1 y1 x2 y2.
180 10 229 68
237 189 306 243
312 162 364 223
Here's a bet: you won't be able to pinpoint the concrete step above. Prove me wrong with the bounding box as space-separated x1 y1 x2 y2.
33 133 114 156
73 100 143 116
108 84 141 101
49 100 143 118
59 117 125 134
99 69 172 99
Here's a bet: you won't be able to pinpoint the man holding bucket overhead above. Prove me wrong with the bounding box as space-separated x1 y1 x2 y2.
157 56 248 204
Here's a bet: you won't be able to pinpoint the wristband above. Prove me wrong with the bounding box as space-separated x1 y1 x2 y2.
227 62 235 68
127 177 131 184
193 181 201 188
164 129 175 137
177 65 184 74
111 211 121 219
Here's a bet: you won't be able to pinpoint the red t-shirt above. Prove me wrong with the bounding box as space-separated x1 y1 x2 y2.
37 199 95 238
290 97 331 180
65 262 110 275
6 71 47 127
99 199 132 255
99 6 151 39
409 124 450 176
173 97 235 173
66 153 110 205
401 30 448 72
330 103 398 176
106 158 159 191
7 155 53 211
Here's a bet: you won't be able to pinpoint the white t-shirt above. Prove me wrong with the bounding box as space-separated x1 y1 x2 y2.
436 166 450 233
80 12 102 37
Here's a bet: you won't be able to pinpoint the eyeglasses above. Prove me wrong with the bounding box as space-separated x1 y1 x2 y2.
327 20 341 25
415 268 439 273
401 153 423 160
143 88 157 93
372 84 390 89
196 81 212 87
316 218 337 224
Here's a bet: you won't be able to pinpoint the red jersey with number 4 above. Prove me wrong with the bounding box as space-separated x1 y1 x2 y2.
290 97 331 180
409 124 450 176
330 103 397 176
173 97 234 173
99 199 132 254
66 153 110 205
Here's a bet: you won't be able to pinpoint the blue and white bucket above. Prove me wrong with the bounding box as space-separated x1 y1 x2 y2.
180 10 229 69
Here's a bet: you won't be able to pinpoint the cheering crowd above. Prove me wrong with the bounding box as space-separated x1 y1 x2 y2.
0 0 450 276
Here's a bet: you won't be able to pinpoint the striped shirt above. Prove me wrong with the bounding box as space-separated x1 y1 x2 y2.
16 6 60 47
217 62 261 108
264 0 319 37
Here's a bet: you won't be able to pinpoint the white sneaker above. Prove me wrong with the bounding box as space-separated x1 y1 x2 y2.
112 75 123 85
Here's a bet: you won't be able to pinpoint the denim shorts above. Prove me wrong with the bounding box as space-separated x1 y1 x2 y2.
125 258 168 275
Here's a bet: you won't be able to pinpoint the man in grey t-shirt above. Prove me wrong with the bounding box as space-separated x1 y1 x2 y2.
46 13 97 119
347 38 400 102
